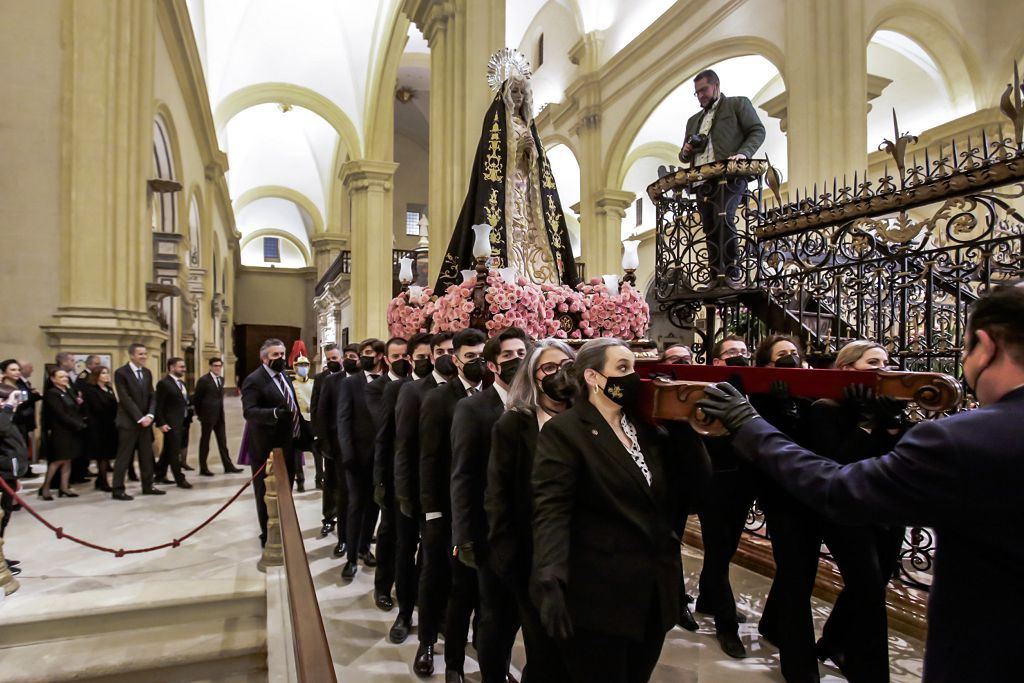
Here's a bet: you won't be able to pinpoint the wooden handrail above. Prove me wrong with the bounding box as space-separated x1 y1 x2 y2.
271 449 337 683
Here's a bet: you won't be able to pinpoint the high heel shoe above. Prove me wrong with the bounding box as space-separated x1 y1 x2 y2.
58 489 79 498
37 487 53 501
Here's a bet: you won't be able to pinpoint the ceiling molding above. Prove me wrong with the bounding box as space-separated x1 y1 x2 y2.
239 228 311 266
233 186 326 235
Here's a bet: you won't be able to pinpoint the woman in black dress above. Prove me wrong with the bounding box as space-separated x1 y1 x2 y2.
486 339 576 682
531 338 704 683
81 366 118 492
40 368 86 499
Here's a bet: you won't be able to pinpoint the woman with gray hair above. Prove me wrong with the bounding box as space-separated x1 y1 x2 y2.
486 338 575 681
530 337 704 682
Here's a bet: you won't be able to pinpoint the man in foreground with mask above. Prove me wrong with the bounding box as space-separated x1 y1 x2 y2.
291 355 314 492
450 327 528 683
311 344 345 540
696 286 1024 683
241 338 308 547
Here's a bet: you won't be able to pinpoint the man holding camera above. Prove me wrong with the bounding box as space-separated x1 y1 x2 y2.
679 69 765 281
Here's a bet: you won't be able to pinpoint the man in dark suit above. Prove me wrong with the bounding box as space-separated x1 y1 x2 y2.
111 343 161 500
697 286 1024 683
393 332 454 646
366 336 410 611
315 349 351 557
414 327 486 681
193 357 240 476
678 68 765 279
241 338 307 546
311 344 342 536
154 357 193 489
337 338 387 580
450 327 526 683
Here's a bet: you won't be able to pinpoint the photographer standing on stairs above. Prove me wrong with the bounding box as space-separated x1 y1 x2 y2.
679 68 765 281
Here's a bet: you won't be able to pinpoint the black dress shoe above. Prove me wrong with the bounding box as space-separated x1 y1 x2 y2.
359 550 377 567
332 541 347 558
445 669 464 683
225 467 244 474
112 492 134 501
318 521 336 539
815 637 848 672
181 463 195 471
717 630 746 658
341 561 357 581
678 604 699 632
413 643 434 678
154 477 173 485
388 615 411 644
94 479 112 492
296 480 305 493
58 489 79 498
374 592 394 611
142 487 166 495
200 470 214 477
176 480 193 489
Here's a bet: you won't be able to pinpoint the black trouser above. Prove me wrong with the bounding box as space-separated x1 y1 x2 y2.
696 177 746 279
312 441 324 485
155 424 186 483
696 466 758 634
199 418 233 472
512 583 569 683
179 422 190 466
394 509 421 620
477 562 520 682
445 551 479 673
322 440 349 536
112 426 155 493
418 516 452 645
344 460 377 562
373 491 396 597
252 443 297 546
560 594 666 683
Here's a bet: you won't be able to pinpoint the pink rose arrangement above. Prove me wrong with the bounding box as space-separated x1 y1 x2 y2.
387 287 436 338
484 272 549 338
575 277 650 339
431 281 475 332
540 283 587 339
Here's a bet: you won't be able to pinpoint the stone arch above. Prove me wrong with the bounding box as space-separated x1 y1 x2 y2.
233 185 326 235
603 37 786 189
618 141 681 189
239 228 312 266
214 82 363 160
365 7 411 160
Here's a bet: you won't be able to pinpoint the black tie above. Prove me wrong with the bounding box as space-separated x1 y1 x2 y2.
468 386 478 396
215 375 222 390
370 374 380 380
136 369 144 384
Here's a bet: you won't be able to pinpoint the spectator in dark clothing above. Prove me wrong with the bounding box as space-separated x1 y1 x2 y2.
1 359 42 478
1 384 30 559
40 368 87 499
81 366 119 492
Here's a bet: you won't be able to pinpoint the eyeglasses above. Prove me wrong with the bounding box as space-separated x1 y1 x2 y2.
693 84 714 98
719 349 750 359
538 360 574 376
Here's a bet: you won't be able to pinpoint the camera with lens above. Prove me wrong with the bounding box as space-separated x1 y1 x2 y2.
686 133 709 156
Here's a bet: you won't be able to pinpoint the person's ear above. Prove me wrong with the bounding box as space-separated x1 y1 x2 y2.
972 329 997 366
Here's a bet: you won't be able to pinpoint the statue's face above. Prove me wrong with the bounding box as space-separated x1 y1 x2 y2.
509 81 524 109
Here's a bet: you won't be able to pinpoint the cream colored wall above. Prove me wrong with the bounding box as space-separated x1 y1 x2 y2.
0 0 64 371
234 267 317 348
392 132 428 252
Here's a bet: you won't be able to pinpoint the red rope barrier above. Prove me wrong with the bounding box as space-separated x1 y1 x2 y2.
0 462 268 557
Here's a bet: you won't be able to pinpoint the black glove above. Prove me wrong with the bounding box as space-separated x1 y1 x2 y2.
769 379 791 401
275 404 293 419
536 578 574 641
871 395 908 428
456 542 477 569
373 482 387 509
696 382 761 434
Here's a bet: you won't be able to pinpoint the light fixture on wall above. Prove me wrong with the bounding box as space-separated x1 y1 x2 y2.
395 86 416 103
277 103 293 113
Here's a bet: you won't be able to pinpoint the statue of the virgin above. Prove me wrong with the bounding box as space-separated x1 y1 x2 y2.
434 49 578 291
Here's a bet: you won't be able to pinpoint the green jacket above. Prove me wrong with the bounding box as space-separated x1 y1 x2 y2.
680 93 765 163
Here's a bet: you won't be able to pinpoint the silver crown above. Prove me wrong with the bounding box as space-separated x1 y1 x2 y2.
487 48 532 92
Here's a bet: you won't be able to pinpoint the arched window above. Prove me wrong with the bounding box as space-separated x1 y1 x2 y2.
152 116 178 233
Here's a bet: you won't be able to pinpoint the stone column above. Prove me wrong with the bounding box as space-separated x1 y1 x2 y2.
588 190 635 279
341 160 398 339
404 0 504 282
784 0 869 192
42 0 165 359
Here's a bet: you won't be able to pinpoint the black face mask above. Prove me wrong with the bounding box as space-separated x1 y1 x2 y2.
413 358 434 378
724 356 750 367
360 356 377 373
326 360 342 374
390 359 411 378
498 358 522 386
774 354 800 369
461 357 487 385
269 357 286 373
601 372 642 409
540 369 575 403
342 358 359 374
434 354 457 379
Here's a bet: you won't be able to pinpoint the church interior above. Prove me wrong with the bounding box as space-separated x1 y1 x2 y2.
1 0 1022 681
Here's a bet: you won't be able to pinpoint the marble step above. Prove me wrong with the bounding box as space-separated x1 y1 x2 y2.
0 613 268 683
0 578 265 649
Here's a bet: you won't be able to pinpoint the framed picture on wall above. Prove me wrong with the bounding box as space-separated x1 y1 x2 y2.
72 353 113 379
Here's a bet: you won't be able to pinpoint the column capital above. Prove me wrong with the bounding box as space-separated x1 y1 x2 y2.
339 159 399 190
594 189 637 217
310 234 348 250
402 0 456 47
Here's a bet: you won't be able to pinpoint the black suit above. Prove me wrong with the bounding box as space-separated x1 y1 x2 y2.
419 377 478 670
372 374 409 601
337 371 381 563
193 373 233 473
241 364 305 545
315 370 349 537
532 400 696 683
732 385 1024 683
154 375 191 484
451 386 517 682
307 369 328 486
112 364 157 493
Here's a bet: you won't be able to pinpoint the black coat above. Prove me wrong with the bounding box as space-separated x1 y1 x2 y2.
155 375 193 430
43 387 86 461
337 372 377 468
732 386 1024 683
809 398 904 466
0 408 28 480
393 374 440 513
419 378 469 515
241 365 307 464
113 364 155 431
373 375 410 496
13 378 41 432
308 368 332 442
81 383 118 460
192 373 225 425
531 400 690 640
485 409 538 586
450 385 504 550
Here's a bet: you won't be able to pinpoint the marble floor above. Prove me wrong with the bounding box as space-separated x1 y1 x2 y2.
2 396 927 681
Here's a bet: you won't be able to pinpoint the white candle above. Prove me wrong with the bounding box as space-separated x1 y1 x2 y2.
621 240 640 271
471 224 492 259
